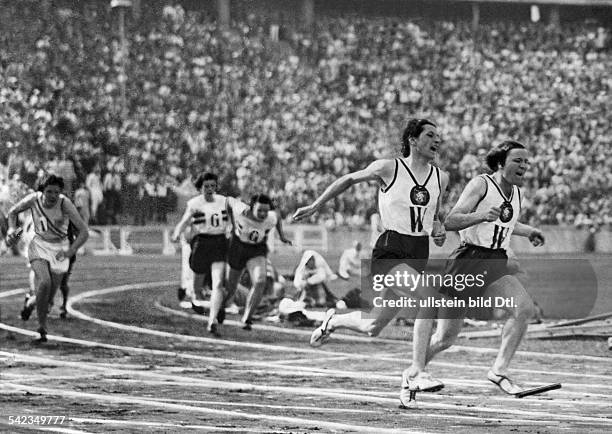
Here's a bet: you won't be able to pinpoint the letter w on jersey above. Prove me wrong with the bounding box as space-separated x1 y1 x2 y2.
491 224 509 250
410 207 427 233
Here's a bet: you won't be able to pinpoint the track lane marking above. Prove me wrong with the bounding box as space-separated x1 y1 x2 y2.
3 281 609 363
0 288 26 297
2 284 608 428
1 383 427 434
0 325 609 400
70 284 612 380
69 418 272 432
1 350 610 423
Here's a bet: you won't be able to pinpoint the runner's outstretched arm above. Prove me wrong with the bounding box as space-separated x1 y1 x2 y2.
292 159 394 221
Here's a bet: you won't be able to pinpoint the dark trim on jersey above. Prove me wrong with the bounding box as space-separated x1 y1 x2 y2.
472 175 489 211
380 159 399 193
433 167 442 218
34 196 68 238
398 159 434 187
60 196 76 242
226 197 236 229
67 221 77 243
485 174 513 202
516 186 522 212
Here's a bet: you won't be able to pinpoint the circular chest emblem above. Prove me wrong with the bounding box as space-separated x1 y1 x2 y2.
410 185 430 206
499 201 514 223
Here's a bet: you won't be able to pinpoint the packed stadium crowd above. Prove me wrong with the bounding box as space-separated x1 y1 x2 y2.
1 1 610 228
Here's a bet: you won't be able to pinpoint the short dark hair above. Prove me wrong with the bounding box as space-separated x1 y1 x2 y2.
38 174 65 191
194 172 218 190
250 193 274 210
485 141 526 171
401 118 437 157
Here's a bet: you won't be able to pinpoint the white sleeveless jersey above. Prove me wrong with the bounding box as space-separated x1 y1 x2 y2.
186 194 229 236
27 192 70 242
460 174 522 250
228 197 277 245
378 159 441 236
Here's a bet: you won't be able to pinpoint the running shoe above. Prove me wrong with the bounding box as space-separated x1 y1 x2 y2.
487 370 522 395
225 303 240 315
309 308 335 347
191 301 205 315
35 327 47 343
20 296 35 321
208 323 221 337
217 304 226 324
400 370 444 395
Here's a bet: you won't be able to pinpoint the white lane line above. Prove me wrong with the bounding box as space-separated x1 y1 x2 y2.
143 398 558 426
0 325 609 402
1 383 425 434
228 368 612 400
0 422 92 434
70 285 612 381
72 281 612 364
269 355 354 365
0 287 26 297
0 392 557 429
155 299 612 363
0 373 99 382
70 418 272 432
0 382 551 428
68 283 350 357
8 373 611 427
35 428 91 434
35 428 92 434
1 350 610 423
92 379 612 424
109 377 612 409
1 319 610 400
0 378 553 428
1 281 608 413
72 362 187 372
142 398 382 415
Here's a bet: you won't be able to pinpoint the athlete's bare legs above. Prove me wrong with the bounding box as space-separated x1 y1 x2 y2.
325 286 402 336
241 256 267 328
206 261 226 334
31 260 62 341
485 275 535 375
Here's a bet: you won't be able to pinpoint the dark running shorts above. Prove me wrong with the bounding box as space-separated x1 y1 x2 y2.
189 234 228 274
439 243 509 300
227 234 268 271
371 230 429 275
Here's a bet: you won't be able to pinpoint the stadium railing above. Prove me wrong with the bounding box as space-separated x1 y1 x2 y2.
267 224 328 253
79 225 608 256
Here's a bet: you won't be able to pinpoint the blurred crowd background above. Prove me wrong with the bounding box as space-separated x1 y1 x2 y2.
1 0 610 229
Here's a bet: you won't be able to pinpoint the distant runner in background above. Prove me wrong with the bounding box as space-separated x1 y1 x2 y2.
171 172 229 336
7 175 89 342
223 194 292 332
